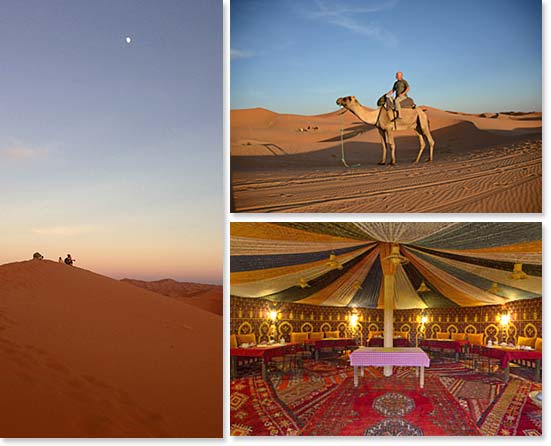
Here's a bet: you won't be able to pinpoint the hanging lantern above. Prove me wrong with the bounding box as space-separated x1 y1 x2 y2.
327 253 343 270
298 277 310 289
416 280 430 293
510 263 528 280
384 245 409 265
487 282 502 294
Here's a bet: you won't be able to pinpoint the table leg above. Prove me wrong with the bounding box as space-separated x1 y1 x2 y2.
415 366 419 377
420 366 425 388
360 366 364 377
455 351 459 362
315 349 319 361
231 357 237 380
535 359 541 382
504 363 510 382
354 366 359 387
261 362 267 381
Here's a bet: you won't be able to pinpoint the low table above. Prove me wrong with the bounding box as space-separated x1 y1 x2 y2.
475 345 542 382
349 347 430 388
230 342 302 380
368 337 410 348
304 337 356 360
419 338 470 361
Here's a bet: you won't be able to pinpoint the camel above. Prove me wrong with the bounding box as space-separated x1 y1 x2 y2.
336 96 435 165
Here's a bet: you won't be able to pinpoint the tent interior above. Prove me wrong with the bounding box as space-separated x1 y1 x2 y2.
230 222 542 436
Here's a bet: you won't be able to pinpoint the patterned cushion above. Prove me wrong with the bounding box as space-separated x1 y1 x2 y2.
230 334 237 348
325 330 340 339
368 330 384 340
517 336 536 347
309 332 324 340
290 332 309 343
535 337 542 352
467 333 484 346
436 332 450 340
451 333 466 341
237 333 256 345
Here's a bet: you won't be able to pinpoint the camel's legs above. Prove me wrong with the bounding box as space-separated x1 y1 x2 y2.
425 130 435 162
387 132 396 165
377 129 388 165
414 130 426 163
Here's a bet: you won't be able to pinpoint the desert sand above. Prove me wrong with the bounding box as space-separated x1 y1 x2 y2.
0 260 221 438
122 278 223 316
231 106 541 213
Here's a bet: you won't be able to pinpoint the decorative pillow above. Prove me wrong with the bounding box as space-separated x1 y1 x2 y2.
309 332 324 340
517 336 536 348
451 333 466 341
436 332 449 340
467 333 484 346
325 330 340 339
368 330 383 340
230 334 238 348
290 332 309 343
535 337 542 352
237 333 256 346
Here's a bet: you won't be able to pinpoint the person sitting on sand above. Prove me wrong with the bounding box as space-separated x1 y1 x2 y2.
58 257 63 264
64 254 75 266
386 71 410 119
32 252 44 260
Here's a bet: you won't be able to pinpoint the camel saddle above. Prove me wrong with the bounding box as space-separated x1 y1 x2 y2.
377 95 416 110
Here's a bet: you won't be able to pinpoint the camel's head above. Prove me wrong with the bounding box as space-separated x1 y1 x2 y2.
336 96 359 109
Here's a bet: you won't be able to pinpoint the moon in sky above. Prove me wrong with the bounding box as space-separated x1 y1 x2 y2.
125 36 132 44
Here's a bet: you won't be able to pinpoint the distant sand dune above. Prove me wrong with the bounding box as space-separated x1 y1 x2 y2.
0 260 221 438
231 106 541 213
122 278 223 316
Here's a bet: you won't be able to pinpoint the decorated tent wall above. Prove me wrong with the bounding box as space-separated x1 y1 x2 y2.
230 295 542 345
231 222 542 309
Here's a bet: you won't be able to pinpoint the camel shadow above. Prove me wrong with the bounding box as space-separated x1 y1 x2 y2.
231 122 541 173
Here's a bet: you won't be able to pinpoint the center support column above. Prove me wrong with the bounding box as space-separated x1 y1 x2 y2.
380 243 397 377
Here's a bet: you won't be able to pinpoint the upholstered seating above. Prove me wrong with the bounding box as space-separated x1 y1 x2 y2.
367 330 383 340
436 332 450 340
237 333 257 346
517 336 536 348
230 334 238 348
467 333 484 346
451 333 466 341
394 331 410 340
309 331 324 340
535 337 542 352
325 330 340 338
290 332 309 343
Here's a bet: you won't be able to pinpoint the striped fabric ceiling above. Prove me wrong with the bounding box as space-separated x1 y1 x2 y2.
230 223 542 309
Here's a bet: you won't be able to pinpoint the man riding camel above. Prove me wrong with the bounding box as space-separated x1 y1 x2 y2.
386 71 410 119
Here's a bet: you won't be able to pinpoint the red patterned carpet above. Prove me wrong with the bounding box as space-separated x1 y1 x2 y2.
230 359 541 436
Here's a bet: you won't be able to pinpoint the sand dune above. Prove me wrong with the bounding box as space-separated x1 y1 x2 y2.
231 106 541 213
0 260 221 438
122 278 223 316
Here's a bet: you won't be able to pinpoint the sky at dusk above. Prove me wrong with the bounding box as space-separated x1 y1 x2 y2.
0 0 222 283
231 0 542 114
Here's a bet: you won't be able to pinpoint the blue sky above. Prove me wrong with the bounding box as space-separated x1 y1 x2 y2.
231 0 542 114
0 0 221 283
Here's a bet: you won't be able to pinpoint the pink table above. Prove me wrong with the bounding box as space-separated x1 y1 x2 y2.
349 347 430 388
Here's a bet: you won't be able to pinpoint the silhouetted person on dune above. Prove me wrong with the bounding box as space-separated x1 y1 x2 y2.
32 252 44 260
58 257 63 264
64 254 75 266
